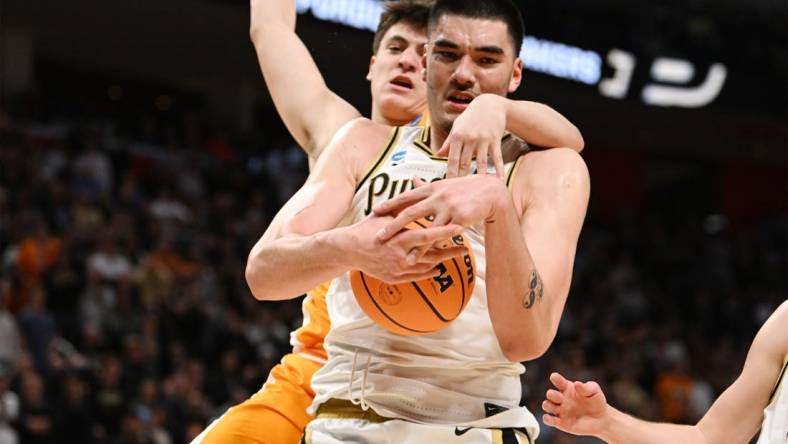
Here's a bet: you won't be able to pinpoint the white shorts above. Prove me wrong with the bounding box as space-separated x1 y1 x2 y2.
305 415 533 444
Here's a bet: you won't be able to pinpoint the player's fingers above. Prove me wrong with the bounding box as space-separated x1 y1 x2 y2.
372 186 430 227
446 139 462 178
420 246 466 263
436 139 450 157
541 400 560 415
389 261 436 277
395 224 464 252
431 211 452 228
412 176 428 188
378 202 439 241
373 185 432 219
550 372 571 391
387 269 444 284
475 143 489 175
457 141 475 177
542 414 563 430
491 140 504 179
574 381 599 397
545 389 564 405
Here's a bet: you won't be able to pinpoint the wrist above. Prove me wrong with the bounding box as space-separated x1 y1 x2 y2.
315 227 356 270
485 177 513 223
477 93 508 121
597 404 624 442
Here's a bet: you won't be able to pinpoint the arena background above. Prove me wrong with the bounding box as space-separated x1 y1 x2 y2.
0 0 785 442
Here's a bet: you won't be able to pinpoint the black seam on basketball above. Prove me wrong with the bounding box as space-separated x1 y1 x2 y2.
412 219 428 229
355 127 400 193
359 272 431 334
411 219 467 321
447 256 467 321
768 361 788 402
410 281 453 323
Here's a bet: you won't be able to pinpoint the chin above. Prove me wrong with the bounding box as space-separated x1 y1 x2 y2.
382 97 418 119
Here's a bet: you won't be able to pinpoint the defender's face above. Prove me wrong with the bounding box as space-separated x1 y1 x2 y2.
368 23 428 124
425 14 522 136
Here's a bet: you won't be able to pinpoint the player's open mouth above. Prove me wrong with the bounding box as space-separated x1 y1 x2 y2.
447 91 475 105
390 76 414 90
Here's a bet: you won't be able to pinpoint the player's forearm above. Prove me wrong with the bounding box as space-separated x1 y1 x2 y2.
482 94 584 152
598 406 707 444
246 228 353 301
249 0 296 39
484 191 556 361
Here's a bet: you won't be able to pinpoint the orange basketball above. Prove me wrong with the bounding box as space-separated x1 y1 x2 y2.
350 218 476 336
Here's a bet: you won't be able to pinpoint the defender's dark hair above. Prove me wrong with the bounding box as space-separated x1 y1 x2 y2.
372 0 433 54
428 0 525 56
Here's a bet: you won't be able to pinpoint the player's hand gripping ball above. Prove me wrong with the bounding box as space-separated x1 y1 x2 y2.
350 217 476 336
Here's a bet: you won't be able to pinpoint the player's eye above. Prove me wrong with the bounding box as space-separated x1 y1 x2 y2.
435 51 458 61
387 45 403 53
479 57 498 65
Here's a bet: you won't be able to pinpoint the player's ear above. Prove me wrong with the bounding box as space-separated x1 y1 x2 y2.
508 58 523 93
367 56 377 81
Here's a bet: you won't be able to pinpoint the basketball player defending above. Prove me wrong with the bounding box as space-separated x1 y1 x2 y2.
246 0 590 442
194 0 585 443
542 300 788 444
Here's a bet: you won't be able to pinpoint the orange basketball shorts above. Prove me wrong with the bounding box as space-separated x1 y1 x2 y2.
193 353 323 444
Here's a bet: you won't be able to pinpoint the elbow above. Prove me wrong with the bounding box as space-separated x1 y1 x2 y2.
574 133 585 153
500 330 556 362
569 127 585 153
245 255 272 301
249 22 282 47
249 24 266 46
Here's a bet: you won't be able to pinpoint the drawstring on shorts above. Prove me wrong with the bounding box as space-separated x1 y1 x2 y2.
348 348 372 411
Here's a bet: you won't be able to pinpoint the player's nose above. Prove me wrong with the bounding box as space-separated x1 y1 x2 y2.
398 48 419 72
450 55 476 88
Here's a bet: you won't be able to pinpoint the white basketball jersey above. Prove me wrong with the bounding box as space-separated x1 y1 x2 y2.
308 125 539 436
758 360 788 443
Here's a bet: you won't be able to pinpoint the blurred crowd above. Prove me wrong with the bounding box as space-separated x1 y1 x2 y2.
0 109 785 444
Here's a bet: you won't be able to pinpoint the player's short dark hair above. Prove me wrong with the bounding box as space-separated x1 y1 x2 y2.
428 0 525 57
372 0 433 54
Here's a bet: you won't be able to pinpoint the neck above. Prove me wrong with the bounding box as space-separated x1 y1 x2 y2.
429 125 449 153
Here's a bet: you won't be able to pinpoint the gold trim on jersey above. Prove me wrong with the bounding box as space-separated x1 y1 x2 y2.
505 154 526 190
355 127 401 193
768 360 788 403
413 139 450 162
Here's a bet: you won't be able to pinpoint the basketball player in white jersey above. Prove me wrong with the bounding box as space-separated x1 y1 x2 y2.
194 1 585 442
542 300 788 444
245 0 590 442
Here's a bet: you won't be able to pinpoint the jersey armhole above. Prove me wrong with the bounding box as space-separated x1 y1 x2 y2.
767 360 788 403
505 154 526 190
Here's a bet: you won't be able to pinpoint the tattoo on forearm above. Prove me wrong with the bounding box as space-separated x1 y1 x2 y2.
523 270 544 309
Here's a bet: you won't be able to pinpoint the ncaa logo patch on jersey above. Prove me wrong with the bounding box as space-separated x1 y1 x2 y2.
392 148 407 164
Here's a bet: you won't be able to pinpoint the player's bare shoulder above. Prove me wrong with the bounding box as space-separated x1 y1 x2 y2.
512 148 590 209
323 117 395 183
